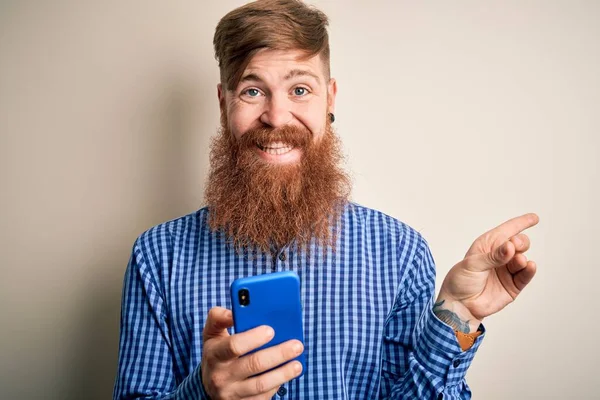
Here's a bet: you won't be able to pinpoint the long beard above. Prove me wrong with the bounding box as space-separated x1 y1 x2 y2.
204 119 351 253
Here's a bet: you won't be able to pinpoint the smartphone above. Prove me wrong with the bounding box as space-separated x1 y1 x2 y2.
230 271 305 376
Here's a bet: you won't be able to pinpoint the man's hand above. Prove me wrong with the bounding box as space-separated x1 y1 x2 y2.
201 307 303 399
435 213 539 333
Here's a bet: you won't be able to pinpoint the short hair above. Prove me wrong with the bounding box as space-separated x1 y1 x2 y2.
213 0 330 91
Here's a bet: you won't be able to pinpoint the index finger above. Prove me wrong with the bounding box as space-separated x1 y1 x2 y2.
213 325 275 361
488 213 539 238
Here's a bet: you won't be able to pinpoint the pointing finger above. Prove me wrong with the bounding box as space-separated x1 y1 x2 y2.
488 213 539 239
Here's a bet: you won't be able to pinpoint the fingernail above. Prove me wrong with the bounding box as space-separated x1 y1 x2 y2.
265 327 274 339
293 361 302 373
293 342 303 354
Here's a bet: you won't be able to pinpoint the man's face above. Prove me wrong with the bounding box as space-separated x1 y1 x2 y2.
206 48 349 252
218 49 337 164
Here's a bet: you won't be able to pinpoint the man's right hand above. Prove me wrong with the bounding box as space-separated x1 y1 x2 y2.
201 307 304 399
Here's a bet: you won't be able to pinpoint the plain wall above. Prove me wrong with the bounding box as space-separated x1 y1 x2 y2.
1 1 598 398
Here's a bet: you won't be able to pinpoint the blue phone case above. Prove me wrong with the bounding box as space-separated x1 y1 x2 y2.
230 271 305 376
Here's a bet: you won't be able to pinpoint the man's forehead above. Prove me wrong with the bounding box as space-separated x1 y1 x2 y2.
241 49 325 83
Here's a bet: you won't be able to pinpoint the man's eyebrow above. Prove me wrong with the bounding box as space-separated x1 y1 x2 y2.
239 73 263 84
283 69 321 83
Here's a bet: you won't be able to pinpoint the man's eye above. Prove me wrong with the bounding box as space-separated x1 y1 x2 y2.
293 87 309 96
244 88 261 97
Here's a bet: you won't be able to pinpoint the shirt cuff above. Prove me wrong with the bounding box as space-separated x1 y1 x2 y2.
413 308 486 387
176 362 209 399
198 365 211 400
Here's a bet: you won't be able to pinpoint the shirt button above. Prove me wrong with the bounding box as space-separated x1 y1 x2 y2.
453 359 461 368
278 252 286 261
277 385 287 396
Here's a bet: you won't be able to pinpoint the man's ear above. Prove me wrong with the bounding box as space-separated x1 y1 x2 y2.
217 83 225 114
327 78 338 115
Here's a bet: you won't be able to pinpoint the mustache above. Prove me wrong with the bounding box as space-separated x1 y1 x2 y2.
236 125 312 150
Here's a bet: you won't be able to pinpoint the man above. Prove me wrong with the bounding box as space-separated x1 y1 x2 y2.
113 1 539 399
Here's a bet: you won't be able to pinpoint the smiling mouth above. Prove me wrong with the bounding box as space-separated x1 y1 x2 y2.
256 142 294 155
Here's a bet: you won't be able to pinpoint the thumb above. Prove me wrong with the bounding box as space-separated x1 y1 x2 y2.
471 241 515 272
203 306 233 340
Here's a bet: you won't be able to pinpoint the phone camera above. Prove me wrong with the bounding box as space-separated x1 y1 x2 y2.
238 289 250 306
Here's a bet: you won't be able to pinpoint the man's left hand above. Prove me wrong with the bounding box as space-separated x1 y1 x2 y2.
435 213 540 333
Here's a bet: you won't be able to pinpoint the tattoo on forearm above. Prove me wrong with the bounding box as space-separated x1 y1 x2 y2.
433 300 471 333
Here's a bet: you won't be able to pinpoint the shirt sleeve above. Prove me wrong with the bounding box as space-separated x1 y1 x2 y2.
112 238 210 400
379 236 485 399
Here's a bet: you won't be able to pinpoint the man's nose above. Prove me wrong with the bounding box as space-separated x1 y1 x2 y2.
260 93 293 128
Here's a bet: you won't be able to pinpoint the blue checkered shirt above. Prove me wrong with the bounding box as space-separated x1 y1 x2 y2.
113 203 484 399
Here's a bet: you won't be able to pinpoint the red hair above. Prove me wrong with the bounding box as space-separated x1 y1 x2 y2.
213 0 331 91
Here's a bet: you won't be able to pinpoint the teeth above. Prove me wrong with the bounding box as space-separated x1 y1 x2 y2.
258 142 293 155
263 146 292 155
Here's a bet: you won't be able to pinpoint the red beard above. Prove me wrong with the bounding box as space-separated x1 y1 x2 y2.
204 119 351 253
